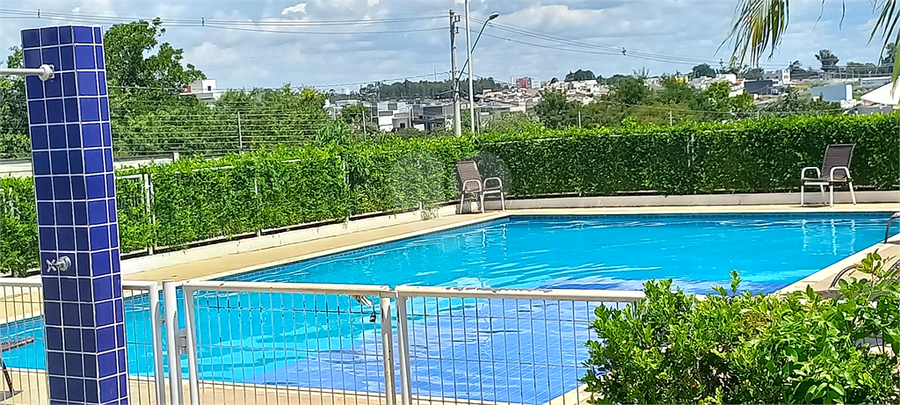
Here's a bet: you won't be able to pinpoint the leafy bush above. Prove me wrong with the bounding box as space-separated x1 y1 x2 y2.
0 177 38 276
583 257 899 404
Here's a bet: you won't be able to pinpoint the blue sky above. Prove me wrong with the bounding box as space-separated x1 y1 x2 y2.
0 0 891 90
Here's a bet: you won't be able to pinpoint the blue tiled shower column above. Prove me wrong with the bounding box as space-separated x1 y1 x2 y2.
22 25 129 405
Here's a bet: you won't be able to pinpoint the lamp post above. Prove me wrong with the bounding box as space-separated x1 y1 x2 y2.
464 4 499 134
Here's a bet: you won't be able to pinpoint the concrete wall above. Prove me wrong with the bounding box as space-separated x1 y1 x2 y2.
483 190 900 209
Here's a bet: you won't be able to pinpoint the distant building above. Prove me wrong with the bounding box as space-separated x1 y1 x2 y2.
743 80 781 96
515 77 534 89
810 84 852 102
181 79 223 102
761 69 791 86
859 76 893 89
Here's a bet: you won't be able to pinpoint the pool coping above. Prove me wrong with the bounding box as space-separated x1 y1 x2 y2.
181 206 900 296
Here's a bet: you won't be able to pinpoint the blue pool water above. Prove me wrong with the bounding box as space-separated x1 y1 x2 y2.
225 213 891 293
1 213 892 404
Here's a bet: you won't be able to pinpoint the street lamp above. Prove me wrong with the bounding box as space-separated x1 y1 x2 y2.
464 4 499 134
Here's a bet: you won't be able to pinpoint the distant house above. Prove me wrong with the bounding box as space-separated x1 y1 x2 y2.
761 69 791 86
181 79 223 102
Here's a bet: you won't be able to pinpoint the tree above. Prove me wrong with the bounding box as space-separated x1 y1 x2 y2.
691 63 717 79
815 49 840 72
724 1 900 80
339 104 378 135
104 18 205 115
534 90 582 129
607 76 652 106
762 87 843 116
0 47 29 157
881 42 896 67
565 69 596 82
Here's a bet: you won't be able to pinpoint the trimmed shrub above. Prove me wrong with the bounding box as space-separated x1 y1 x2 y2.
582 255 899 404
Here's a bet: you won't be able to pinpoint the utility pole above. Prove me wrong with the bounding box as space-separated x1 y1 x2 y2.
450 10 462 137
465 0 476 134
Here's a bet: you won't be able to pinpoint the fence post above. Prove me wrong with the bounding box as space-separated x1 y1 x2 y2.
395 294 413 405
237 111 244 153
181 284 201 405
380 294 397 405
162 281 183 405
143 172 156 255
148 282 167 405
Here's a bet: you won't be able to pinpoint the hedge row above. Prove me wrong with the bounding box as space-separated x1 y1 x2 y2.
2 114 898 276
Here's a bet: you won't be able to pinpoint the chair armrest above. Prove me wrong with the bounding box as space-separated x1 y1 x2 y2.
484 176 503 189
801 166 821 179
461 179 482 193
829 166 851 181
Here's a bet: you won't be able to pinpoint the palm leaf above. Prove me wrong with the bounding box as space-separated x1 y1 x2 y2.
722 0 791 66
725 0 900 81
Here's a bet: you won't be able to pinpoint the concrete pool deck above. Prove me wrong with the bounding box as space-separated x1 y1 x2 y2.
122 203 900 295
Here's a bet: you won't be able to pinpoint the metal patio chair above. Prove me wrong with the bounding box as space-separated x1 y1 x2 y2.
456 160 505 213
1 337 35 396
800 144 857 207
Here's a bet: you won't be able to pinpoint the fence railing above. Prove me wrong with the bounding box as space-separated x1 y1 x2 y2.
0 278 165 405
0 277 645 405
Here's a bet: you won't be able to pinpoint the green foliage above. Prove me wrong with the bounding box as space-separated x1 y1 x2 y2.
1 47 28 158
104 18 205 116
479 113 900 196
148 148 349 248
763 88 843 116
565 69 596 82
691 63 717 79
583 265 899 404
0 177 38 276
534 90 583 129
4 114 900 275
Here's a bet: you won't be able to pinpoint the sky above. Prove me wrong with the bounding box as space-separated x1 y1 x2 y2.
0 0 891 91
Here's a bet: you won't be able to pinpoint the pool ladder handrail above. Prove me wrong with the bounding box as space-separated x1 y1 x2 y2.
884 212 900 243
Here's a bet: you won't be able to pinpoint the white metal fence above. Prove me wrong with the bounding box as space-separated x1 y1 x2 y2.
0 278 165 405
0 278 644 405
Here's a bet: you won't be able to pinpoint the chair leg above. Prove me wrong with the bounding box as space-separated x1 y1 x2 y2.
480 193 485 214
819 185 826 203
849 182 857 205
459 193 465 214
830 184 835 208
500 191 506 211
800 184 805 206
1 356 13 395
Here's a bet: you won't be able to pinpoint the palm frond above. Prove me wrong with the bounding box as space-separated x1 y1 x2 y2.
722 0 791 66
870 0 900 80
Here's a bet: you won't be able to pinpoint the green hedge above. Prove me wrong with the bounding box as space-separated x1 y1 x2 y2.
2 114 899 276
478 114 900 195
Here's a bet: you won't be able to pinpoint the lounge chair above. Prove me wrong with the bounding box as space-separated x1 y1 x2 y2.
0 337 35 396
800 144 857 207
456 160 505 213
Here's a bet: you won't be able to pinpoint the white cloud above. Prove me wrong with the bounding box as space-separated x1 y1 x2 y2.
0 0 893 89
281 3 307 15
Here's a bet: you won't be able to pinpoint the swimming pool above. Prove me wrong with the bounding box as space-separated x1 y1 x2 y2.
1 212 892 404
224 213 891 294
